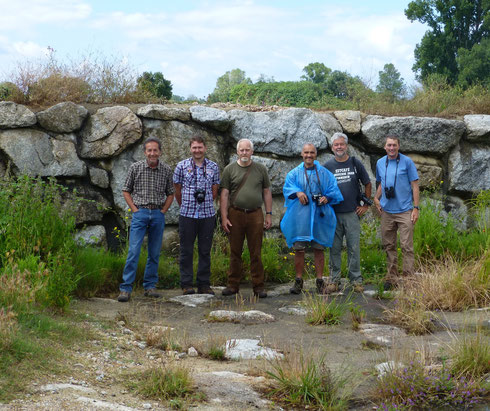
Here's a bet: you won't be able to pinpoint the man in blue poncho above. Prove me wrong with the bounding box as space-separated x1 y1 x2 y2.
281 143 343 294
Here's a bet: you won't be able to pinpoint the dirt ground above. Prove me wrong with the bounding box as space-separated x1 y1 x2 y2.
1 282 488 410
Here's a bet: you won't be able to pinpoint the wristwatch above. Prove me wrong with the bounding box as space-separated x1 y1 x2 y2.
413 206 420 210
266 211 272 215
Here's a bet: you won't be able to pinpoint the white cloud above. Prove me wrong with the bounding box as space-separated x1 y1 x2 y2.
12 41 47 58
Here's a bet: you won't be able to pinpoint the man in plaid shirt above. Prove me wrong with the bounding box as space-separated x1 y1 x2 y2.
118 138 174 302
174 136 220 295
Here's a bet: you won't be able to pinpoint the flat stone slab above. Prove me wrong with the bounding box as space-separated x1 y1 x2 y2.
208 310 275 324
169 294 215 307
278 306 309 316
358 323 407 348
39 383 95 394
76 396 136 410
225 339 284 360
193 371 271 409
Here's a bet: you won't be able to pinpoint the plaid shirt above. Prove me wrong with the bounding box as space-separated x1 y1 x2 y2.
173 157 220 218
123 160 174 208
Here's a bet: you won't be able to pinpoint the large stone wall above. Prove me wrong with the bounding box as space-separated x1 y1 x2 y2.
1 101 489 248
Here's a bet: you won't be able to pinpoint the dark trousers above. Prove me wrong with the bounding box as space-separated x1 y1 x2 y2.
228 207 265 292
179 215 216 288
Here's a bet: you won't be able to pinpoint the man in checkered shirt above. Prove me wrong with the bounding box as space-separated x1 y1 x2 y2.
118 138 174 302
173 136 220 295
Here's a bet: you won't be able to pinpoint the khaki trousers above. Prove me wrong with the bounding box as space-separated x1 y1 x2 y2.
380 210 414 282
227 207 265 292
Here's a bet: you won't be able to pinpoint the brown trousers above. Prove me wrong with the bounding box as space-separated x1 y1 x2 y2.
381 210 415 282
227 207 265 291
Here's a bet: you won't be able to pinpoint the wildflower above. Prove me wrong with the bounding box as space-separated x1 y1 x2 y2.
289 252 295 256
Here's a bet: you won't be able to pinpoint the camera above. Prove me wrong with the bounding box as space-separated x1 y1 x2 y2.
384 186 396 199
311 194 323 206
194 188 206 203
360 194 373 206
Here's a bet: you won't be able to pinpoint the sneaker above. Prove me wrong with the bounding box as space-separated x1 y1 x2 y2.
316 278 326 294
222 287 238 296
182 287 195 295
197 287 215 295
290 277 303 294
352 283 364 293
324 282 339 294
144 288 161 298
253 289 267 298
117 291 131 302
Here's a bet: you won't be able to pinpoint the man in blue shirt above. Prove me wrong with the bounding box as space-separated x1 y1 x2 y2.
174 136 220 295
374 136 419 290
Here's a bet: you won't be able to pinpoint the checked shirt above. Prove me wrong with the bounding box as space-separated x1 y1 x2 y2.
173 158 220 218
123 160 174 208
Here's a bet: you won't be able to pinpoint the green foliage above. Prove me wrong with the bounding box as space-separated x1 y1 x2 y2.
0 176 80 309
405 0 490 85
266 353 350 409
376 63 406 101
451 328 490 378
208 68 251 102
375 360 486 409
301 62 332 83
303 293 351 326
0 82 23 102
136 71 173 100
261 238 293 283
457 37 490 87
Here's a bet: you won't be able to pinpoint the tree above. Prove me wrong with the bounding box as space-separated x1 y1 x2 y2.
325 70 363 99
376 63 407 101
208 68 252 102
301 62 331 83
405 0 490 84
136 72 172 99
456 37 490 86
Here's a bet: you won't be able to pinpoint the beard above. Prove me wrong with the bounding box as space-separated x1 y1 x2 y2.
240 156 250 163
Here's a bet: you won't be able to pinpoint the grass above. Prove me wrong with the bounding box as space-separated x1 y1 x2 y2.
450 327 490 379
145 326 183 352
303 292 352 326
266 352 351 410
129 364 196 404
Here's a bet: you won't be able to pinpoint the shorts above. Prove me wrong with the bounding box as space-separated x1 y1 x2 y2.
293 241 324 251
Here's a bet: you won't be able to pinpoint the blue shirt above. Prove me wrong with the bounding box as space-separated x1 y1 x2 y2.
376 153 418 214
173 158 220 218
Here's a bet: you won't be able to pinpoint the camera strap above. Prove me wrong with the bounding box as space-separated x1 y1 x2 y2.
303 165 323 197
384 154 400 190
192 158 207 188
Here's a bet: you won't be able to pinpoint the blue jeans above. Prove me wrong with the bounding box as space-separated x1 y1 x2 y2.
120 208 165 292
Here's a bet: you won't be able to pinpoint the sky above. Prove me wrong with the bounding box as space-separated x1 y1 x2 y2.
0 0 428 99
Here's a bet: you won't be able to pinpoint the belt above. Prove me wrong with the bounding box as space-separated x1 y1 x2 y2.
231 206 261 214
137 204 162 210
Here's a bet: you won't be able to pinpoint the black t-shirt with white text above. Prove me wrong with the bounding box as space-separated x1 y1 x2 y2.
324 157 370 213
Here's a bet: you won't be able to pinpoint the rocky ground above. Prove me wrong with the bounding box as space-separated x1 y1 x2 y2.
1 280 488 410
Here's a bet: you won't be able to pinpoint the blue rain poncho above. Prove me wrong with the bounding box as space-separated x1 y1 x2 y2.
280 160 343 248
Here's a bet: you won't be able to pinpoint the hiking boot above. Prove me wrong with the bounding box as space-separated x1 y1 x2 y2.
182 287 195 296
316 278 327 294
117 291 131 302
197 287 215 295
324 282 339 294
253 289 267 298
144 288 161 298
290 277 303 295
222 287 238 296
352 282 364 293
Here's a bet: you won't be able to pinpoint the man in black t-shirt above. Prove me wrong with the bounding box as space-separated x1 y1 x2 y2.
324 132 372 293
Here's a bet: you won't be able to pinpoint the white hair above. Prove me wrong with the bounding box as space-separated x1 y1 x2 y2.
237 138 254 151
330 132 348 145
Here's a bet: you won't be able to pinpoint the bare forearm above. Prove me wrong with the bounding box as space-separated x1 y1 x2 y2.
123 191 138 212
161 195 174 213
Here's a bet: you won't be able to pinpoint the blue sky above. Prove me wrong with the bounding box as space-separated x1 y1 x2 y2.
0 0 427 99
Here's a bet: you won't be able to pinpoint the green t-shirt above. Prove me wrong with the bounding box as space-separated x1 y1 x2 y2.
220 161 271 209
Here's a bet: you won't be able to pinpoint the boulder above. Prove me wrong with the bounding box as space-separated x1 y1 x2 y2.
333 110 362 134
37 102 88 133
79 106 142 159
74 225 107 247
190 106 230 131
463 114 490 142
229 108 341 156
361 115 465 155
224 338 283 360
0 129 86 177
137 104 190 121
0 101 37 129
449 143 490 193
407 154 444 189
88 167 110 189
65 184 112 225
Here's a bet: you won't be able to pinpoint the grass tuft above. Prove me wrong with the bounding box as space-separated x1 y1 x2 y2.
303 292 351 326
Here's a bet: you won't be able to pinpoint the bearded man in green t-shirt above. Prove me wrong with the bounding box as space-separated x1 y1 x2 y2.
220 139 273 298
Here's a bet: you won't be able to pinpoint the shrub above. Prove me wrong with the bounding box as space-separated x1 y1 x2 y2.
28 73 91 105
0 307 18 352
